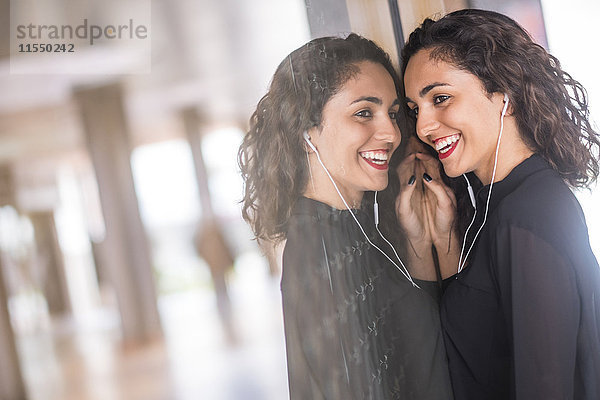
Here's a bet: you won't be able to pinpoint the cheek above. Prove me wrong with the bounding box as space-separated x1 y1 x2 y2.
455 103 496 136
313 126 338 150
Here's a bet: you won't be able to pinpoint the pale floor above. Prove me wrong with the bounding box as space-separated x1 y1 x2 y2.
15 253 289 400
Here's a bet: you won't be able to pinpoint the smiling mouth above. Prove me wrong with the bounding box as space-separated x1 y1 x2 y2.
433 134 460 160
359 150 389 170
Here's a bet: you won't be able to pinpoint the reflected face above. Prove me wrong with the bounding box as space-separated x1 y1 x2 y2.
404 49 506 179
309 61 401 206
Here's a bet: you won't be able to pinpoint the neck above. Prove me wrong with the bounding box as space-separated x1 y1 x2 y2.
303 159 363 210
477 149 533 185
475 121 533 185
303 184 363 210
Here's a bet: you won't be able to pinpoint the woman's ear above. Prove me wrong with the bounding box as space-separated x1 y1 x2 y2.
506 101 515 116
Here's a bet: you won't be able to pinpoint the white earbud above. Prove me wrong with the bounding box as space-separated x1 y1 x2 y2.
303 131 317 152
502 93 509 117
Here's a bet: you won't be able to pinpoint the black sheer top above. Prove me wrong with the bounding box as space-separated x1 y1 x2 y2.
281 197 453 399
442 154 600 399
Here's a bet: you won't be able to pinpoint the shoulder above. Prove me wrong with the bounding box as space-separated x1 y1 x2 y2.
493 167 587 250
500 167 577 218
283 210 323 269
281 199 344 288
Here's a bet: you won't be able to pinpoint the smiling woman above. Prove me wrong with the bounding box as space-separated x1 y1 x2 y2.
404 49 532 183
238 34 453 399
302 60 401 209
401 9 600 400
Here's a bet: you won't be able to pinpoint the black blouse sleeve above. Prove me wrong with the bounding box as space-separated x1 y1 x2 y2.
281 223 361 399
492 223 579 399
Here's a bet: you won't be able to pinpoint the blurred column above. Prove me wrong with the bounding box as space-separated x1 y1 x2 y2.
74 83 162 343
0 0 8 58
0 260 27 400
0 164 15 208
0 164 27 400
182 108 213 219
29 211 71 316
182 107 237 344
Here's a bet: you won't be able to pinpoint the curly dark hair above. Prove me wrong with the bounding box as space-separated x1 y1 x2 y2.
239 33 401 242
401 8 600 189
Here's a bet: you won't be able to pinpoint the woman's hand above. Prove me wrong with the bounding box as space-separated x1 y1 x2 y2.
395 153 431 251
417 152 460 278
396 148 459 279
417 152 457 247
395 152 437 280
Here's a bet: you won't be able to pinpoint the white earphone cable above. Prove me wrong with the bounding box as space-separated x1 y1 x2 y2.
457 174 478 272
374 191 419 287
458 96 509 273
308 137 418 287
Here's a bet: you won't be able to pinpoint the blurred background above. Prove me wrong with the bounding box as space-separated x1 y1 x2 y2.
0 0 598 399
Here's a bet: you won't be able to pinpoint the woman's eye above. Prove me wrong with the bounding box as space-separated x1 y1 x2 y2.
388 111 398 120
433 95 450 105
355 110 372 118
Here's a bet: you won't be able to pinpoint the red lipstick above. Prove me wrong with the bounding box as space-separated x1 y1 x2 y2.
438 140 458 160
362 158 389 170
359 150 390 170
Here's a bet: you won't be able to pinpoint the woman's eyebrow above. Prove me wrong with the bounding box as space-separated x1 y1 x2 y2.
405 82 450 103
351 96 382 105
350 97 400 107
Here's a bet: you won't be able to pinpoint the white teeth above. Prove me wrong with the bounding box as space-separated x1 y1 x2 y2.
434 134 460 152
360 151 388 162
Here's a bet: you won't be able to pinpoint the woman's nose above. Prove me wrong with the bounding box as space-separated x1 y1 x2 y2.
374 115 401 144
416 108 440 141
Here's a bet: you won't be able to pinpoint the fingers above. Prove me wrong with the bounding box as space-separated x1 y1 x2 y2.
422 173 457 242
414 152 436 162
443 183 458 207
421 173 454 211
396 174 418 216
396 153 416 182
428 175 457 208
396 176 432 243
415 152 443 180
415 153 457 207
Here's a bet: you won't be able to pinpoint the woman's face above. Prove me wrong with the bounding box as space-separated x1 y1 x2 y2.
307 61 401 207
403 49 507 182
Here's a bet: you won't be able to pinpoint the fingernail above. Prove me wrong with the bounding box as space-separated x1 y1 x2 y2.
423 173 432 182
408 175 416 185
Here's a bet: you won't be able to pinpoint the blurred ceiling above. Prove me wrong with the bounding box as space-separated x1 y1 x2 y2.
0 0 311 163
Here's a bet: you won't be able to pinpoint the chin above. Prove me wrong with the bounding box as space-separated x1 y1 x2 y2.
370 181 388 192
440 161 463 178
444 170 462 178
